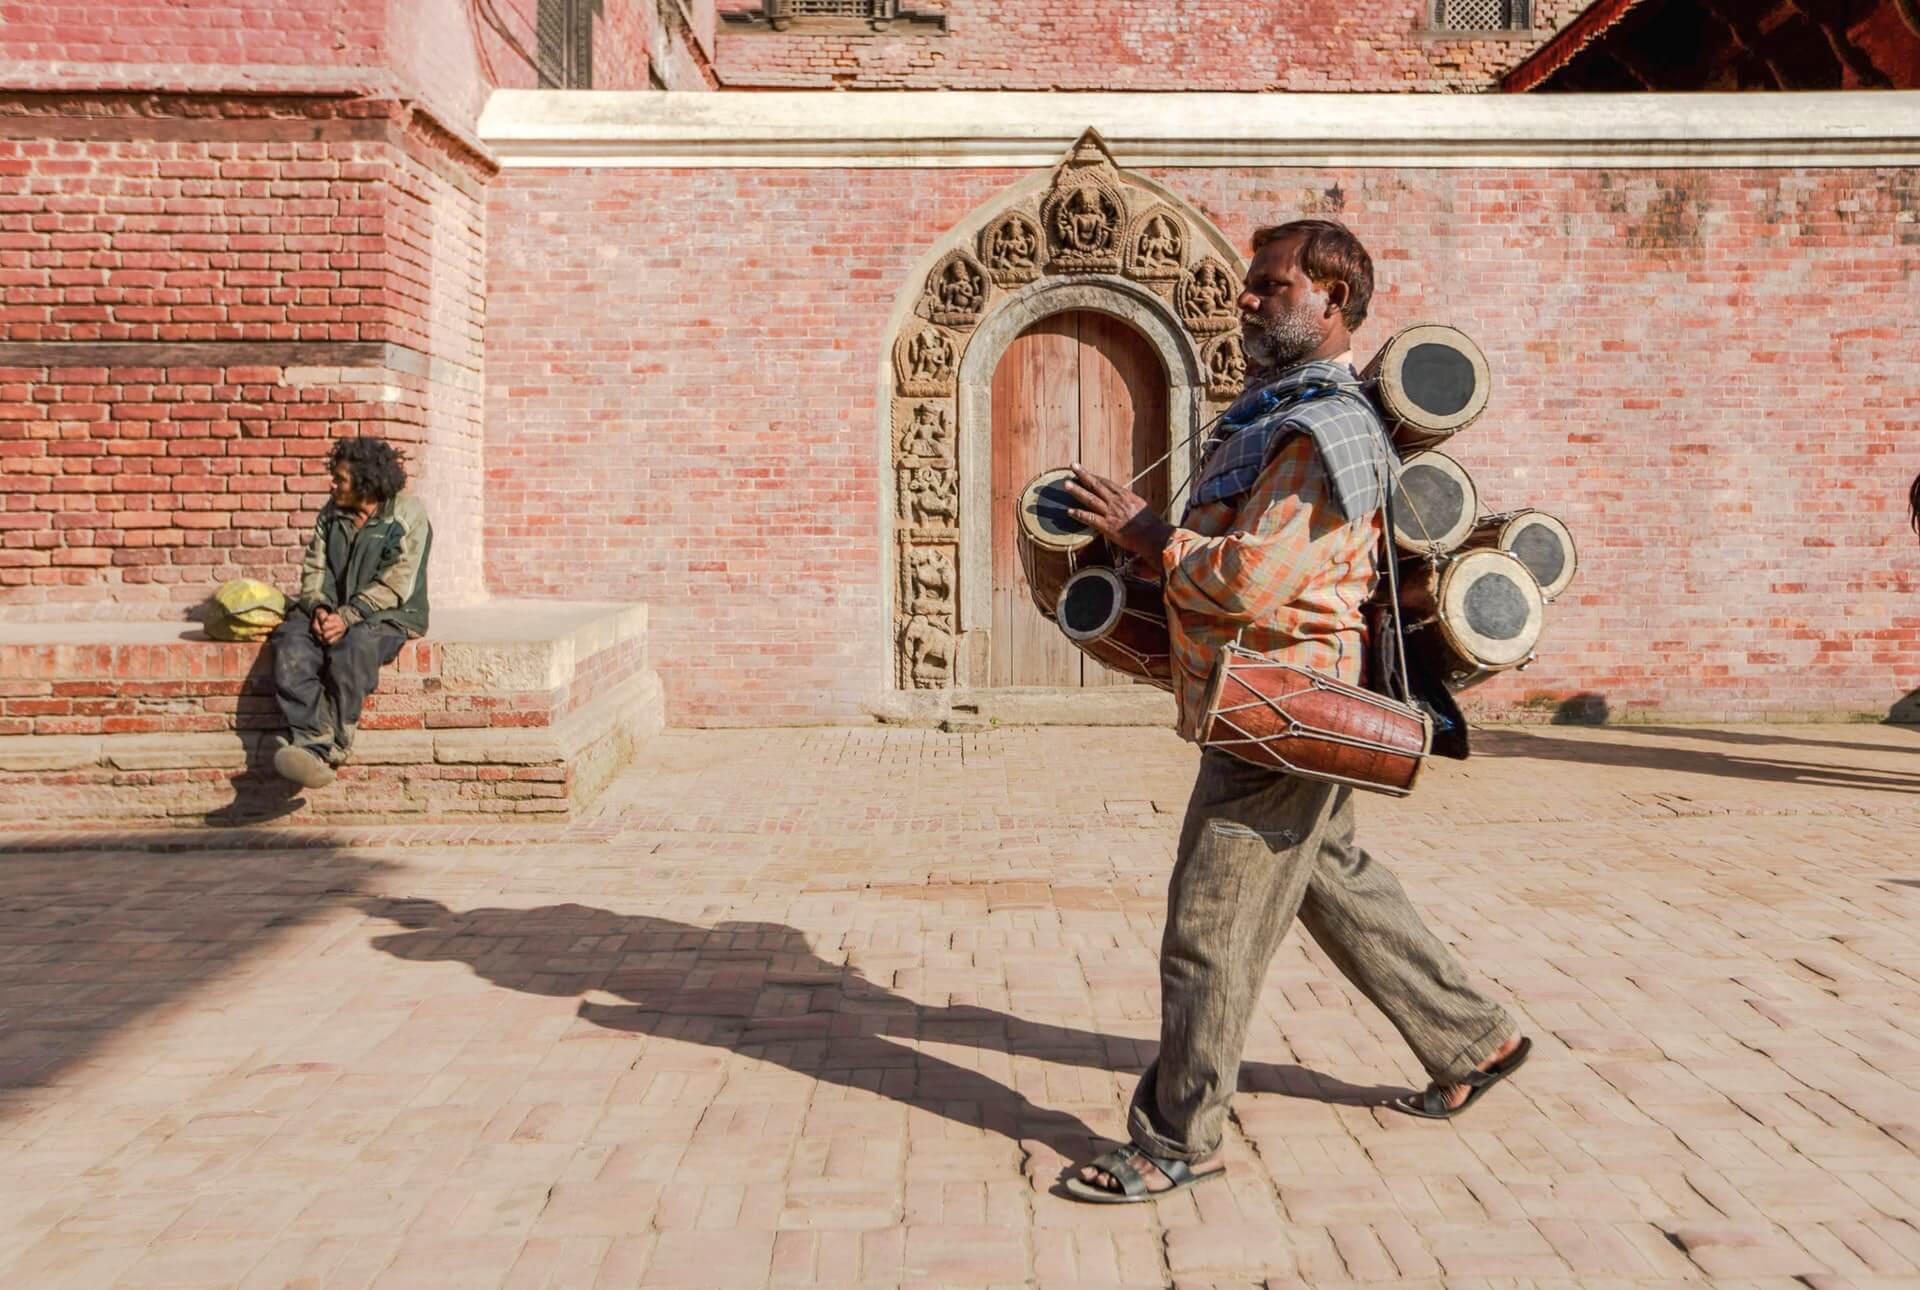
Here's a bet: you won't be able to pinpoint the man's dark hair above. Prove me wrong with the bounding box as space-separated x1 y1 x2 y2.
1251 218 1374 333
327 436 408 504
1910 469 1920 538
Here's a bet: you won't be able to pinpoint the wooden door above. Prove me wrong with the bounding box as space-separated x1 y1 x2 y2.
989 311 1170 687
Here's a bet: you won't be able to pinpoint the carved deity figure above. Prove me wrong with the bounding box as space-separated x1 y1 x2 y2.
989 218 1037 272
902 614 952 687
909 547 955 608
906 329 955 386
1057 187 1116 255
1209 337 1247 389
1187 262 1233 318
1137 214 1182 269
906 467 958 529
900 403 953 462
935 260 983 314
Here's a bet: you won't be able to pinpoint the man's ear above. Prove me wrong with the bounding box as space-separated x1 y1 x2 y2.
1323 280 1350 320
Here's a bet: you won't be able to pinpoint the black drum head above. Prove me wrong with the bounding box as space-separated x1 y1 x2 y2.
1027 477 1089 541
1392 462 1466 543
1400 342 1477 419
1463 573 1530 642
1059 572 1118 637
1509 522 1566 589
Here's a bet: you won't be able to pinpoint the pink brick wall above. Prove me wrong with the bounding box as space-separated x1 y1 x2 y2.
484 163 1920 725
0 1 388 68
713 0 1586 90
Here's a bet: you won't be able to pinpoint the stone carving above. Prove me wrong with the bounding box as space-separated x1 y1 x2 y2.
1177 258 1240 335
923 251 989 328
980 211 1042 286
901 613 954 688
1203 333 1247 398
1042 130 1127 274
906 545 956 611
898 401 955 465
895 325 959 397
903 466 959 531
1124 207 1188 281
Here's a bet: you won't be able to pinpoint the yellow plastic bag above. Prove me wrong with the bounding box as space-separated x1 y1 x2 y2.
205 578 288 642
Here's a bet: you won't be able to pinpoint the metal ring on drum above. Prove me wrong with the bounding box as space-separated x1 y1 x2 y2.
1390 451 1478 555
1359 323 1491 457
1464 509 1578 602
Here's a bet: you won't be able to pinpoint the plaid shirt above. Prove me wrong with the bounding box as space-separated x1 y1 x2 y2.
1160 432 1384 741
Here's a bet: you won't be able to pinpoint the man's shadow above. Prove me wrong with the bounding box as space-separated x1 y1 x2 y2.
361 899 1404 1168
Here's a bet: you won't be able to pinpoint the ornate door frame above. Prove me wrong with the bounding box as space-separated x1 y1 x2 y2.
884 131 1249 692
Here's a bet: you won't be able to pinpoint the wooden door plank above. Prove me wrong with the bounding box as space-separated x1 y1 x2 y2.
990 315 1081 687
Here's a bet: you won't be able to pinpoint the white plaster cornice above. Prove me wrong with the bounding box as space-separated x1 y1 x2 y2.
478 90 1920 169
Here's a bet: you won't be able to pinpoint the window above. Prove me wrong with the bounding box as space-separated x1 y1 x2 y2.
536 0 601 88
723 1 946 34
1434 0 1530 32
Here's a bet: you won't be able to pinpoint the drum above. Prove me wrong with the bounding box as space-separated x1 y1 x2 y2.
1054 567 1174 691
1390 451 1478 555
1015 467 1113 616
1360 323 1491 456
1463 509 1578 602
1198 644 1431 796
1396 549 1544 692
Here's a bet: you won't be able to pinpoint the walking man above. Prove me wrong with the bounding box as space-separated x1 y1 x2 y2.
1059 220 1529 1203
270 436 431 789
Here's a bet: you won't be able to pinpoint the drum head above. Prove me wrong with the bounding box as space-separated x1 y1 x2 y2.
1436 550 1543 670
1057 567 1124 641
1500 511 1577 601
1367 323 1490 446
1018 468 1094 552
1391 452 1477 553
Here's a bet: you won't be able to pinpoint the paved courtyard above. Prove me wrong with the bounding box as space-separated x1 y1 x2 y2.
1 721 1917 1289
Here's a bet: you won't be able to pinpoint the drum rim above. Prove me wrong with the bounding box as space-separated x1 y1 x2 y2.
1056 566 1127 642
1017 466 1096 553
1496 510 1577 601
1367 322 1491 435
1435 548 1544 669
1391 450 1479 553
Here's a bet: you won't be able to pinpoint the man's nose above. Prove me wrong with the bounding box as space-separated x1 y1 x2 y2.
1237 291 1260 314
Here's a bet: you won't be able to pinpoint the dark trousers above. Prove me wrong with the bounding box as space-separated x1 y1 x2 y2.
271 607 407 763
1127 750 1514 1162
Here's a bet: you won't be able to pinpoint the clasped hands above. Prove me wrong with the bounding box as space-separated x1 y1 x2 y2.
1060 464 1175 563
310 606 349 645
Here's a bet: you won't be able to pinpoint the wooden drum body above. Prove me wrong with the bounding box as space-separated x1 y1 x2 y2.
1199 646 1431 796
1464 510 1578 602
1054 567 1174 691
1390 452 1478 555
1360 323 1491 456
1015 467 1113 617
1397 549 1544 692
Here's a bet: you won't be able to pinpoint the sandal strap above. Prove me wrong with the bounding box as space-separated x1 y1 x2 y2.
1086 1145 1149 1198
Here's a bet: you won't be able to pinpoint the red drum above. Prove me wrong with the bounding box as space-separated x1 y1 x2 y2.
1015 467 1114 617
1054 567 1174 691
1198 645 1432 796
1360 323 1491 457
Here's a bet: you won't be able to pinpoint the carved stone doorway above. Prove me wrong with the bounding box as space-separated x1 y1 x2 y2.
988 310 1169 686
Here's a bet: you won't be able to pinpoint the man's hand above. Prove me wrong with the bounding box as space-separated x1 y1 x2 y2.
312 609 348 646
1060 465 1175 562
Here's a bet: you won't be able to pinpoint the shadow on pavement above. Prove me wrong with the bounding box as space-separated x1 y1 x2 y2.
0 843 394 1115
1473 727 1920 794
361 899 1402 1166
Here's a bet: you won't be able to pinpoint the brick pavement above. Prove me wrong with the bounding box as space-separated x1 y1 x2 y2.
0 722 1917 1288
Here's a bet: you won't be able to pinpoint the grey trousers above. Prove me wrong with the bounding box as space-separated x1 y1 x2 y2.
1127 749 1514 1162
271 607 407 764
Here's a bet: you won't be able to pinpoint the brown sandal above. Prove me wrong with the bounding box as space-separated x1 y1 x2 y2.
1391 1036 1532 1119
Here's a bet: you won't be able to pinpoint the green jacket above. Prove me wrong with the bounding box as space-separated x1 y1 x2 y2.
298 491 432 637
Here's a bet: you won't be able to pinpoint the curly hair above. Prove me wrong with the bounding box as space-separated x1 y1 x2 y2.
1251 218 1375 334
327 436 407 504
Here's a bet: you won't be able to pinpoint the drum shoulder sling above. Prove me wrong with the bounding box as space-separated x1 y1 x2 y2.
1195 440 1434 797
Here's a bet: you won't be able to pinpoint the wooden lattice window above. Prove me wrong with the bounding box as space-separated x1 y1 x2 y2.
766 0 900 30
537 0 601 87
1434 0 1530 31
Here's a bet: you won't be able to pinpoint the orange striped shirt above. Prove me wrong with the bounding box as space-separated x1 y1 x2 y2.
1159 433 1383 741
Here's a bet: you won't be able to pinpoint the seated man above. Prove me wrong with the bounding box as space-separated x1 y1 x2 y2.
270 436 432 789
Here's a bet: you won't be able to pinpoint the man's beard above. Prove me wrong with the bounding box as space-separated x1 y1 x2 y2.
1241 304 1324 374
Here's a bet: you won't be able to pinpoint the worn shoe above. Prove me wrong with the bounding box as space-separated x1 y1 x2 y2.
272 742 337 789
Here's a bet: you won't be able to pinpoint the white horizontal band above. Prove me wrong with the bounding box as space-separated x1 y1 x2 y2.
479 89 1920 169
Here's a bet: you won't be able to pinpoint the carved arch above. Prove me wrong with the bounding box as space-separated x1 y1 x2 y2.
880 130 1247 691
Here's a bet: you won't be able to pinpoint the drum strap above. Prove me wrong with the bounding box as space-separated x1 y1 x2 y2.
1377 470 1417 706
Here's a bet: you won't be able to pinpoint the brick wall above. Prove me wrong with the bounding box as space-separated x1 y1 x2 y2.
713 0 1587 90
484 162 1920 725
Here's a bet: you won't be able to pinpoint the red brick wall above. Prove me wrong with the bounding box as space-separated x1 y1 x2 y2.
484 162 1920 725
0 1 388 68
713 0 1586 90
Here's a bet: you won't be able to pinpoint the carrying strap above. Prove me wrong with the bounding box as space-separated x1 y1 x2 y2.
1377 459 1416 706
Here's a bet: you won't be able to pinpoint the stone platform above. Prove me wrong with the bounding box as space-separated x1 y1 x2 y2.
0 601 663 827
